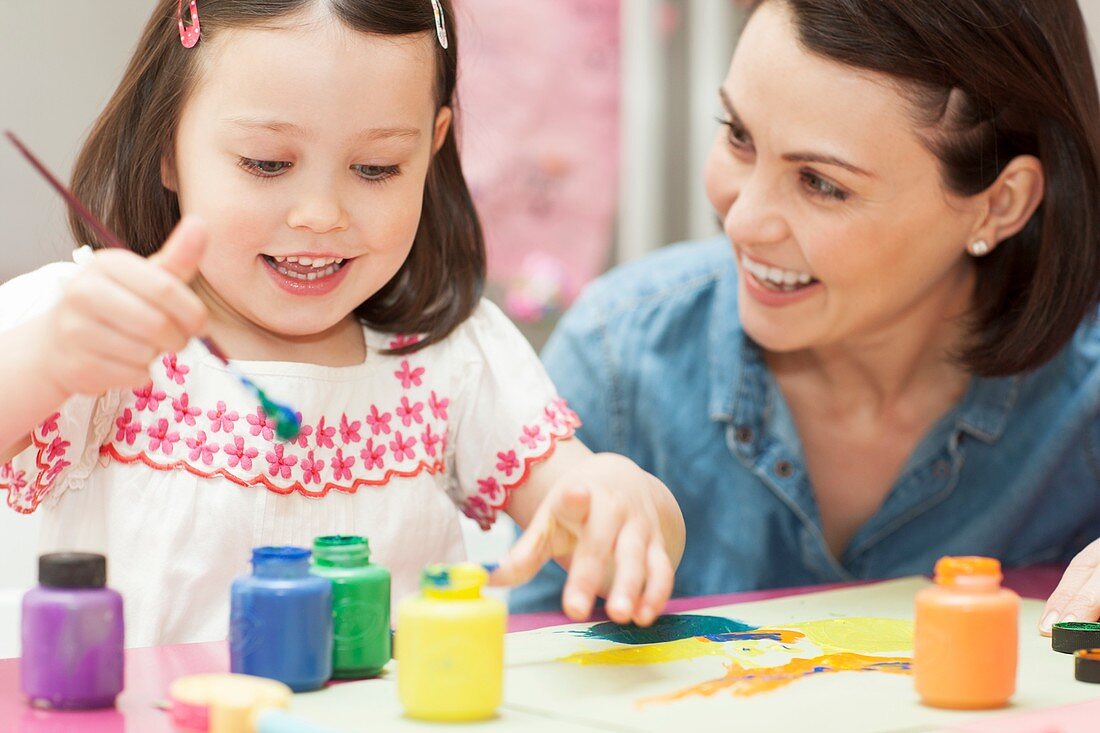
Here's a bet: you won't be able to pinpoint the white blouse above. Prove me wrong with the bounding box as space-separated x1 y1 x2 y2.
0 252 578 647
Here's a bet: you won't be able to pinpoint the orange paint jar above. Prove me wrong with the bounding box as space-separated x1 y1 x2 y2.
914 556 1019 709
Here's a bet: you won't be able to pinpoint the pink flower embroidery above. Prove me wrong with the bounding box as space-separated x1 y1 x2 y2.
394 360 425 389
520 424 544 449
366 405 392 436
389 334 421 350
421 424 442 457
389 431 417 462
331 449 355 481
133 383 167 412
9 469 28 492
496 450 520 477
301 451 322 485
114 409 141 445
207 401 240 433
315 416 336 449
429 391 449 420
544 405 564 429
225 435 258 470
185 431 219 465
172 393 201 426
464 494 490 519
247 407 275 441
41 413 60 435
339 415 362 445
265 444 298 479
46 437 70 462
293 413 314 448
147 419 180 455
553 398 579 424
477 477 502 500
44 461 70 484
162 353 190 385
396 397 424 427
360 439 387 470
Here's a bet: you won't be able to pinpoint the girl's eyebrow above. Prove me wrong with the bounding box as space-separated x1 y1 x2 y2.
224 117 421 142
717 87 875 179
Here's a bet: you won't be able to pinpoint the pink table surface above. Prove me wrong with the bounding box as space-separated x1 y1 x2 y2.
0 566 1066 732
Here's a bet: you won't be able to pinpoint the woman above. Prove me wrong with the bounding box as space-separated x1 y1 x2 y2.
507 0 1100 634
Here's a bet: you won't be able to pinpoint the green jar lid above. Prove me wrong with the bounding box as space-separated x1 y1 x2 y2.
313 535 371 567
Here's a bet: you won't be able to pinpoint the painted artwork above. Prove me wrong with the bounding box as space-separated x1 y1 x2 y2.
561 614 912 704
289 578 1100 732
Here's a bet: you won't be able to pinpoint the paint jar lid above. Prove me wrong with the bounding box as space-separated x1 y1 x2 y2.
420 563 487 600
933 556 1002 586
250 546 311 578
1053 621 1100 654
169 673 291 730
1075 648 1100 683
38 552 106 589
312 535 370 567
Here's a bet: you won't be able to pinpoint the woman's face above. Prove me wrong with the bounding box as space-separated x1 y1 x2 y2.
704 1 984 354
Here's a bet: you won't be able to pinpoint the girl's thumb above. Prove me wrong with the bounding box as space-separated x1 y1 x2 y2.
150 215 208 281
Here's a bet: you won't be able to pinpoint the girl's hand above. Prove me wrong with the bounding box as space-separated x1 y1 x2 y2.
1040 539 1100 635
493 452 685 627
37 216 208 398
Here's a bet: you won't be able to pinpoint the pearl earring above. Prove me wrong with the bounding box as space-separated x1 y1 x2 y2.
968 239 990 257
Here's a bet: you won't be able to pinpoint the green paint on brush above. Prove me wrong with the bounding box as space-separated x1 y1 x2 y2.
236 372 301 442
259 391 301 441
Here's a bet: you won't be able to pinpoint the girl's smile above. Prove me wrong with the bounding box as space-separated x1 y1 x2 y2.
261 253 353 295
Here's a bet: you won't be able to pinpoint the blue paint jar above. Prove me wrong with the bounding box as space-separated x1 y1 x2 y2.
230 546 333 692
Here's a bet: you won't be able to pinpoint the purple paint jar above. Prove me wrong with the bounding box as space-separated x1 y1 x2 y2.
21 552 125 709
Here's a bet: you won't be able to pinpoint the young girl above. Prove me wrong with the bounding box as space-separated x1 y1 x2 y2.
0 0 684 647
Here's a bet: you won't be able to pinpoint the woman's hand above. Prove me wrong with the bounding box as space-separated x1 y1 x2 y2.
37 216 208 398
495 449 685 626
1040 539 1100 634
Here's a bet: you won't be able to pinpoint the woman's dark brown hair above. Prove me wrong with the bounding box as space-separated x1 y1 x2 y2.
70 0 484 354
754 0 1100 376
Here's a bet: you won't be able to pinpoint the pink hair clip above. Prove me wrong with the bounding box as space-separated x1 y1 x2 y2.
429 0 448 50
178 0 201 49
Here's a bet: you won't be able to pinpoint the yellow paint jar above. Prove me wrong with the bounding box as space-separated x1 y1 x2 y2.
396 563 506 721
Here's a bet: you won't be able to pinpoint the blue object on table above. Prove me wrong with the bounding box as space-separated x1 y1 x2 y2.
230 546 333 692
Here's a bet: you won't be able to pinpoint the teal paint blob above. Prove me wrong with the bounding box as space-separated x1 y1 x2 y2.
573 614 758 645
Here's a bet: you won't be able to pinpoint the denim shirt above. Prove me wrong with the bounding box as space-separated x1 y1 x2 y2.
510 236 1100 612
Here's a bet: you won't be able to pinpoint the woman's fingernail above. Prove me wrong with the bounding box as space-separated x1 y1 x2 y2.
481 562 499 574
1040 611 1059 633
1064 613 1079 624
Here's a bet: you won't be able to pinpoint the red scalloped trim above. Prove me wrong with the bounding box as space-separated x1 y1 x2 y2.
1 414 65 514
462 400 582 530
98 444 445 498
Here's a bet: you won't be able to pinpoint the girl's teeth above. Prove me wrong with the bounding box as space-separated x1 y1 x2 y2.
267 255 347 269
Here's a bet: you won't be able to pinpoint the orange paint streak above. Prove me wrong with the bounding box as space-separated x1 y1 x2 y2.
641 653 912 706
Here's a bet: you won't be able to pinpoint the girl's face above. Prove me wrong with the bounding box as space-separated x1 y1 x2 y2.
165 8 450 340
704 2 984 355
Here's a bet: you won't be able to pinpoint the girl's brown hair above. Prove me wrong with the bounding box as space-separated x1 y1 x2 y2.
70 0 484 354
754 0 1100 376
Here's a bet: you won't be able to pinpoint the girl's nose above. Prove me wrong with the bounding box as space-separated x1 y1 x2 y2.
287 184 350 234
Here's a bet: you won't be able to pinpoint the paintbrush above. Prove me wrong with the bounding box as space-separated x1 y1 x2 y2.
5 130 301 441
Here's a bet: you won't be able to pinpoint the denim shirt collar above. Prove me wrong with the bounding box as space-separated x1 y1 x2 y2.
706 253 1020 445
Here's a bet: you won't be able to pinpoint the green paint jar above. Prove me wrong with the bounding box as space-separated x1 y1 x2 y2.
310 535 391 679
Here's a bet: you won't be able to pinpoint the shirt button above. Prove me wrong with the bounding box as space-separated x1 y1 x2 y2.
735 426 754 443
775 460 794 478
933 460 951 479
